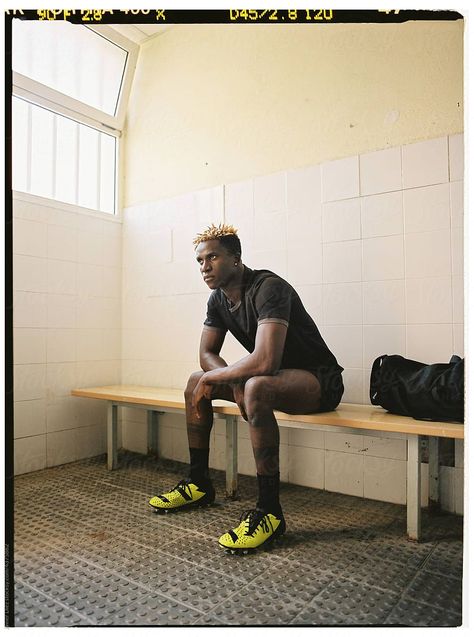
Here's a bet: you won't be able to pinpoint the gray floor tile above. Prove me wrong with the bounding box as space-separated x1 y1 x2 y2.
305 577 401 625
422 539 464 579
15 580 94 627
403 570 462 615
384 597 462 627
209 582 306 625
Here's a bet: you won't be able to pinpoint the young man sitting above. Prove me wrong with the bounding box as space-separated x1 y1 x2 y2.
149 223 344 553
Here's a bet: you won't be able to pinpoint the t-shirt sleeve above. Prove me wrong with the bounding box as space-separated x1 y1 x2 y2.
203 292 227 331
254 277 292 327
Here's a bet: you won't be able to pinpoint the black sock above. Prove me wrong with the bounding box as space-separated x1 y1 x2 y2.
256 472 282 516
189 447 211 486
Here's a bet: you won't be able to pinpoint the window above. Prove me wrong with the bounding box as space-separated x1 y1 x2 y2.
11 20 138 214
13 20 128 118
13 97 117 214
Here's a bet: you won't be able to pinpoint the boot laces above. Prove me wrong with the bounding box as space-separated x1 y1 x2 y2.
240 509 273 536
173 479 193 497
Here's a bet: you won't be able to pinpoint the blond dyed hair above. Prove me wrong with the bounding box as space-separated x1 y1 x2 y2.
192 223 239 246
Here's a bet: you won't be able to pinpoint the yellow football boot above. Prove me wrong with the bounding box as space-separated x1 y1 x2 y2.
218 508 286 554
149 479 215 514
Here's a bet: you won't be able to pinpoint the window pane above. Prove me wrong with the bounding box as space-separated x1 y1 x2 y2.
12 97 29 192
13 20 127 116
12 99 116 214
99 134 116 214
77 125 99 210
55 116 78 206
30 104 54 198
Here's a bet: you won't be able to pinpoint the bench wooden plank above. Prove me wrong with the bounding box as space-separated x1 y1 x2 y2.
71 385 464 439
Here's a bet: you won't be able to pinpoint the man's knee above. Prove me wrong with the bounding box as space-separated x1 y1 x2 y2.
243 376 276 421
184 371 205 402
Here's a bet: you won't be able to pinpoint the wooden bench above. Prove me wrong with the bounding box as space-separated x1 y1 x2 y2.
71 384 464 542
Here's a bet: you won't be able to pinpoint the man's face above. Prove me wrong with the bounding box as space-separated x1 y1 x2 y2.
195 239 238 290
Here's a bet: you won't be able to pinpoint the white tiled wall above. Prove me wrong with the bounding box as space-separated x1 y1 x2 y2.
121 134 464 512
13 194 122 474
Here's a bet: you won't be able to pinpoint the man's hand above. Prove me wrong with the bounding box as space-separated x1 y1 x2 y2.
232 383 248 421
192 373 248 422
192 373 214 419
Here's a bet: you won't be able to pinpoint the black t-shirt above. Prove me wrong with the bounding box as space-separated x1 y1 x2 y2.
204 266 343 377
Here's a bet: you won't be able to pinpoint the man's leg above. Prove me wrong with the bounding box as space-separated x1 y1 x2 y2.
245 369 321 510
184 371 214 486
149 370 235 513
218 369 321 552
184 370 236 485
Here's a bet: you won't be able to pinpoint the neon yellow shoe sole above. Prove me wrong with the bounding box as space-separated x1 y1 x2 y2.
149 479 215 514
218 509 286 554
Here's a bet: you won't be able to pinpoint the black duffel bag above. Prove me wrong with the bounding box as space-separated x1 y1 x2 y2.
370 354 464 423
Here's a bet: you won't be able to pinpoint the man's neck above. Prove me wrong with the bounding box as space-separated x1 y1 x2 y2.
221 263 245 305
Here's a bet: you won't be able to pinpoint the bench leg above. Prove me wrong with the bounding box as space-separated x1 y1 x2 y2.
147 410 159 457
225 415 238 498
107 403 118 471
407 434 421 541
428 437 440 511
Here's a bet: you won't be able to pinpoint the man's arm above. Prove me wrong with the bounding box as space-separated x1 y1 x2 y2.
193 322 288 408
199 327 228 371
199 325 251 420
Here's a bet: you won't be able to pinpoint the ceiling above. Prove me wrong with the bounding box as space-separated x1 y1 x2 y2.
95 24 172 45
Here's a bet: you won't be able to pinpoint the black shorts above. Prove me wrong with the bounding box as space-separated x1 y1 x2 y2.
310 367 344 413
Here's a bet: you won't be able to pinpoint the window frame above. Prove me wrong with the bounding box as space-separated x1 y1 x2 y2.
12 188 123 224
12 23 139 134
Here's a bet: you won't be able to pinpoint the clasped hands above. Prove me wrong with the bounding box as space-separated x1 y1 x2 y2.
192 371 248 421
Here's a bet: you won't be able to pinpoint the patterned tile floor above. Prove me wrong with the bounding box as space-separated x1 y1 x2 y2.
13 452 463 627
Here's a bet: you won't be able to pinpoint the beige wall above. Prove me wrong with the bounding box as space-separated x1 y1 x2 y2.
123 20 463 207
